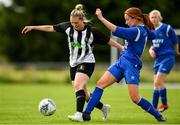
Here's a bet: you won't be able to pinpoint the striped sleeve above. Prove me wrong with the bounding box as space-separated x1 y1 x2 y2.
53 22 71 32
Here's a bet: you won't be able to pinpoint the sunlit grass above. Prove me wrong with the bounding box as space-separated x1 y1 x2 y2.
0 84 180 124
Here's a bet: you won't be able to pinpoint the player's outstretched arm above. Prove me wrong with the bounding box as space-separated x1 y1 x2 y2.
21 25 55 34
95 8 117 32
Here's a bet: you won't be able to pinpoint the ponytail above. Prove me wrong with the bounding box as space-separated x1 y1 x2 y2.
125 7 154 30
142 14 154 30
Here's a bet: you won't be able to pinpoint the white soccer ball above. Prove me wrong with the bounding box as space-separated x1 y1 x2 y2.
38 98 56 116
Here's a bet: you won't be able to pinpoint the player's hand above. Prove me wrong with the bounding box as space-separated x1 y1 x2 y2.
176 51 180 56
95 8 103 20
21 26 34 34
120 46 125 52
149 47 156 59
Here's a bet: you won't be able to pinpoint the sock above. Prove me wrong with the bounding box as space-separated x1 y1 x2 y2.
87 93 103 109
160 88 167 105
152 89 160 108
137 98 161 119
84 87 103 114
95 101 103 109
76 90 86 112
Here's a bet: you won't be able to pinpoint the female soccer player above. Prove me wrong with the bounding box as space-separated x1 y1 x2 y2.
22 4 124 121
71 7 167 122
149 10 179 112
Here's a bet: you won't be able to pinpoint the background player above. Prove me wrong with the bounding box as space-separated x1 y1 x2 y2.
149 9 180 112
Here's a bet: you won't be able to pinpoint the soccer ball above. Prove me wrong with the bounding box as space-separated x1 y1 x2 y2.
38 98 56 116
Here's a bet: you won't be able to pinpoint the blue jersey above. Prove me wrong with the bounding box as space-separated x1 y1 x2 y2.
151 23 179 56
113 25 155 67
109 25 155 84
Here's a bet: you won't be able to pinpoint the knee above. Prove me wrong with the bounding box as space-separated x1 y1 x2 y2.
154 81 160 86
154 81 164 88
130 95 140 104
73 82 83 90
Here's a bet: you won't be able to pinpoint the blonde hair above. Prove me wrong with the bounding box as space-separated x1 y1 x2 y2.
70 4 89 23
149 9 163 21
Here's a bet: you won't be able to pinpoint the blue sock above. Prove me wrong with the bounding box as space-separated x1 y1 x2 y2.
84 87 103 114
160 88 167 105
152 89 160 108
137 98 161 119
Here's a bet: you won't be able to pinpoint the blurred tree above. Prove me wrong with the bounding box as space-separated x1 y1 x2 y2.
0 0 77 62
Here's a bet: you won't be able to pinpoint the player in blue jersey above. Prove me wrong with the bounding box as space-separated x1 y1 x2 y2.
69 7 166 122
149 10 179 112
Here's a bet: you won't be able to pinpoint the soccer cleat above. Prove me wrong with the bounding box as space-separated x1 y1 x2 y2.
157 104 168 112
68 112 83 122
101 104 111 120
156 115 167 122
82 113 91 121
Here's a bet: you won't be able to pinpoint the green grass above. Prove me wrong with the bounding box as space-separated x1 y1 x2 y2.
0 84 180 124
141 65 180 83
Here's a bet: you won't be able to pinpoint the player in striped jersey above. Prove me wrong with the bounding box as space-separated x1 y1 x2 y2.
80 7 166 122
149 10 179 112
22 4 124 121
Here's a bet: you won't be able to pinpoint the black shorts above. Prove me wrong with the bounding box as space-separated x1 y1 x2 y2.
70 63 95 81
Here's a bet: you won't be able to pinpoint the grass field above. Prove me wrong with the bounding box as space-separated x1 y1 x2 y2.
0 83 180 124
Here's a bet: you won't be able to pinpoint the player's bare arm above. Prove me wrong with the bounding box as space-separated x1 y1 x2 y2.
108 38 124 51
21 25 55 34
95 8 117 32
149 47 156 59
174 44 180 56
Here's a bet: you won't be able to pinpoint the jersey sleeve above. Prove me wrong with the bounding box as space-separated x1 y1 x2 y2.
112 27 138 41
92 27 110 45
168 26 179 44
53 22 71 32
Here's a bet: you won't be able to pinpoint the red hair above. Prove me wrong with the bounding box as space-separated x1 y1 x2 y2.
125 7 154 30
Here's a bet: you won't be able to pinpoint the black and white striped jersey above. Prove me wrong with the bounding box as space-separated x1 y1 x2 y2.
53 22 110 67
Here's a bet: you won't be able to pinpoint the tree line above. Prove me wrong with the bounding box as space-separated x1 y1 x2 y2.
0 0 179 62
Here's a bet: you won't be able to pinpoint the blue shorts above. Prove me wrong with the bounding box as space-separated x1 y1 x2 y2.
154 55 175 74
108 57 141 85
